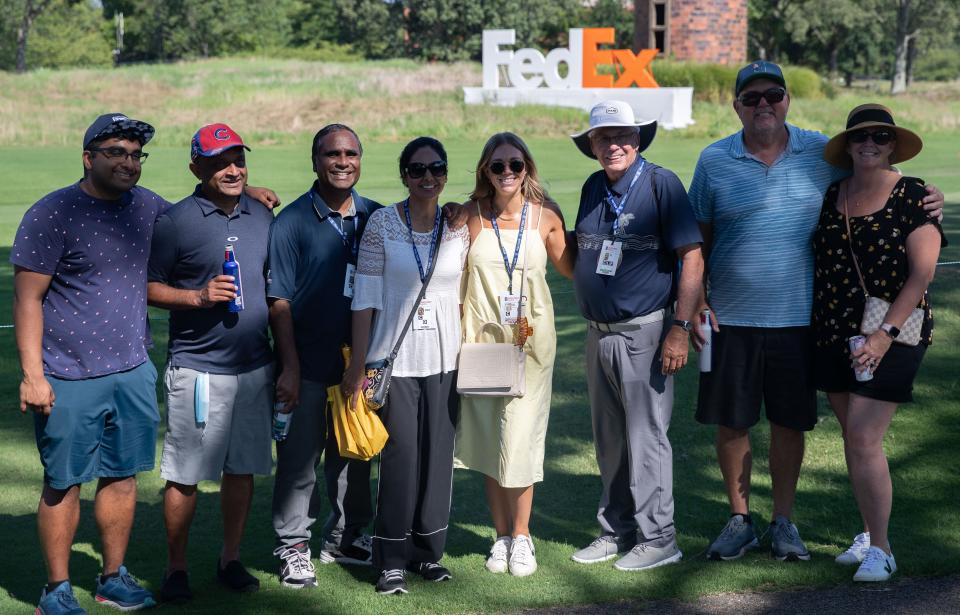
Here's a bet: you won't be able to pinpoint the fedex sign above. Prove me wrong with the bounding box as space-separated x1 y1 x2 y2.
482 28 659 90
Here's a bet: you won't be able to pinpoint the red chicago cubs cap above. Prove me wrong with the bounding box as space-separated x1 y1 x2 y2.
190 123 251 160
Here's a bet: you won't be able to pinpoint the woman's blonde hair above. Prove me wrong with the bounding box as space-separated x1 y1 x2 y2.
469 132 552 207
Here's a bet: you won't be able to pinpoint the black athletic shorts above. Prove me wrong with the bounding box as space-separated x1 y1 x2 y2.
814 342 927 404
696 325 817 432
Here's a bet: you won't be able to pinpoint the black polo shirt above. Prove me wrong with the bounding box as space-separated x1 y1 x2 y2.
148 186 274 374
267 184 381 384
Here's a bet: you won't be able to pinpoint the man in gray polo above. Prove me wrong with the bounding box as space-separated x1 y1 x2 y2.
147 123 274 601
568 100 704 571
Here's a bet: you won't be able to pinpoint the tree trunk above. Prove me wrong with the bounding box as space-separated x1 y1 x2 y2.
828 44 839 80
906 36 918 86
891 0 912 94
14 0 50 73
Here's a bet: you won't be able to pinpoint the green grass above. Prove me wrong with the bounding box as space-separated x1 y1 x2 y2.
0 69 958 613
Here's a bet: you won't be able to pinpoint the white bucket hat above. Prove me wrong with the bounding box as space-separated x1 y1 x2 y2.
570 100 657 159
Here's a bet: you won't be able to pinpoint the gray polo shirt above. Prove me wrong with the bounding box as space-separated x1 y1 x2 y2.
148 186 273 375
267 184 381 384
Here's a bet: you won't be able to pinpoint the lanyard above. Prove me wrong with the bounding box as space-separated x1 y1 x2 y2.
489 200 528 294
313 190 360 258
401 199 442 283
603 160 645 235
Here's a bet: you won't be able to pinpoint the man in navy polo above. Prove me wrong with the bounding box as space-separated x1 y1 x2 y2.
147 123 274 601
269 124 381 588
13 113 163 614
568 100 704 572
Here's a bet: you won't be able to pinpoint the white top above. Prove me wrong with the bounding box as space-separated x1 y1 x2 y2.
352 204 469 377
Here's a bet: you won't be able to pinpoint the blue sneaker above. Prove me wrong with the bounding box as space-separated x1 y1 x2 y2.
94 566 156 611
36 581 87 615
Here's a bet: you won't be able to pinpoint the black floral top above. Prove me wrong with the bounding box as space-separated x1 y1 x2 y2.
813 176 939 350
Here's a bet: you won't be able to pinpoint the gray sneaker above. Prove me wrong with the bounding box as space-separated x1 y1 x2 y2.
614 540 683 571
571 535 631 564
707 515 759 561
770 515 811 561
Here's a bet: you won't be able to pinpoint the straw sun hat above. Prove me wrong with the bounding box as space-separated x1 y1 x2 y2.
823 103 923 168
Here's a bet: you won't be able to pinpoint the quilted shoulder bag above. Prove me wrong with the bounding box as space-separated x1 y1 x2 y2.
842 186 923 346
362 222 443 409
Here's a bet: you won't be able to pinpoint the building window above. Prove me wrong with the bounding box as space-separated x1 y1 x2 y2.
636 0 670 54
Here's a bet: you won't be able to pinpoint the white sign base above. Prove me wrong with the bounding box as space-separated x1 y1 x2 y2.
463 87 694 129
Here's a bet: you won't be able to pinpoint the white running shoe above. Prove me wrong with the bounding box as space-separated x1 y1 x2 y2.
485 536 511 574
853 546 897 582
508 535 537 577
836 532 871 565
275 543 318 589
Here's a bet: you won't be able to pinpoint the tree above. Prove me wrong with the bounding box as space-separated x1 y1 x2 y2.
891 0 959 93
14 0 52 72
747 0 792 61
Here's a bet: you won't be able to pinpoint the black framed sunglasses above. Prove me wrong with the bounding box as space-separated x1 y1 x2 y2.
488 159 525 175
88 146 149 164
405 161 447 179
737 87 787 107
847 129 896 146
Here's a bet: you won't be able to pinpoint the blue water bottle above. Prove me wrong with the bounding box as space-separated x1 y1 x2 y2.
223 244 243 312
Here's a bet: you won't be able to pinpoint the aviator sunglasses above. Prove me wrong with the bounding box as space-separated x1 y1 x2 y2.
405 161 448 179
847 129 896 146
488 159 525 175
737 87 787 107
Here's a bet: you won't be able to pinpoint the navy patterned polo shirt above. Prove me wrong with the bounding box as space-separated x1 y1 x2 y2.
11 182 169 380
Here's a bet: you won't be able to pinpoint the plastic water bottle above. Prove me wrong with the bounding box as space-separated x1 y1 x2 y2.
272 402 292 441
699 309 712 373
222 244 243 313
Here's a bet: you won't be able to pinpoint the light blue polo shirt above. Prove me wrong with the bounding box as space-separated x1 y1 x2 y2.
688 124 846 327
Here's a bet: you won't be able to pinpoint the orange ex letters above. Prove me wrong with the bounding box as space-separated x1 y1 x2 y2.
481 28 659 90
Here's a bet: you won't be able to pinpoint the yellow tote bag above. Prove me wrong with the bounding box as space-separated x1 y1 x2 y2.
327 346 389 461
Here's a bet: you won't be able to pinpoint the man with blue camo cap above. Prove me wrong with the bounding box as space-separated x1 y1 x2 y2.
14 113 163 614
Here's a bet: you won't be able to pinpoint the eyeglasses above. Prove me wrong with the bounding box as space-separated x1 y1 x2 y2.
589 130 637 147
405 161 447 179
488 159 525 175
87 146 149 164
847 129 896 146
737 87 787 107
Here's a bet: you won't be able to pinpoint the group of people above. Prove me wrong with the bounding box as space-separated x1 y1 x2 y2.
13 60 944 613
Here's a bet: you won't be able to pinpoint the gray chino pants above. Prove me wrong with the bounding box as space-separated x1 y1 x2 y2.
272 378 373 549
586 319 676 547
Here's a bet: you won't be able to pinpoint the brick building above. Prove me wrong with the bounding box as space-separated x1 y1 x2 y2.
633 0 747 65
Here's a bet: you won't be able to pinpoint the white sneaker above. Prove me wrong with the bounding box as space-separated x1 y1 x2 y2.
853 546 897 582
836 532 871 565
274 543 318 589
485 536 511 574
508 535 537 577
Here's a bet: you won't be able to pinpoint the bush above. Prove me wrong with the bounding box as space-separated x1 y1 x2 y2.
914 47 960 82
256 42 362 63
652 60 827 102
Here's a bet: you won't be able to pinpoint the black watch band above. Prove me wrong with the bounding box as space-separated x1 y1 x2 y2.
673 319 693 332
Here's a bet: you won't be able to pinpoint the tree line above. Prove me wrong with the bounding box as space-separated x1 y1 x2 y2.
3 0 959 93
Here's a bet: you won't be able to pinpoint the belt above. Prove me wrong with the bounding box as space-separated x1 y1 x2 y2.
588 308 668 332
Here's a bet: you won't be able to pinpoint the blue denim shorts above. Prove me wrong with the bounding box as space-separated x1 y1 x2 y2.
35 361 159 489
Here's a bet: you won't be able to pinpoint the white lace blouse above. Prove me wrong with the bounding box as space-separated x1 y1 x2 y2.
352 204 469 377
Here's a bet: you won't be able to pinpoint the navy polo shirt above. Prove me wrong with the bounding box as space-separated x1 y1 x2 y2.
267 184 381 384
148 187 274 375
573 156 702 323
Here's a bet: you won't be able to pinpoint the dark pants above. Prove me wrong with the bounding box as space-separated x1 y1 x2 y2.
373 372 458 571
272 379 373 550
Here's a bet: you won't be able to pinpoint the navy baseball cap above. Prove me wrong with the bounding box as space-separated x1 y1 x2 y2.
735 61 786 95
83 113 155 149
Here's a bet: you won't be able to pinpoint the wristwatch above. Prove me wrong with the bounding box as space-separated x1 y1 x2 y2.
673 319 693 332
880 323 900 339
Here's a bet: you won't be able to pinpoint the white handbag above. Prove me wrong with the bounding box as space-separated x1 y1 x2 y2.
456 323 526 397
457 204 530 397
